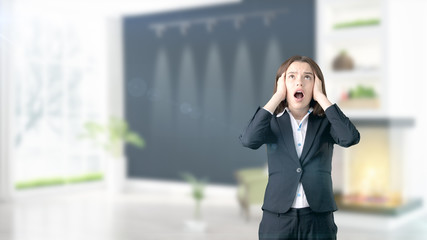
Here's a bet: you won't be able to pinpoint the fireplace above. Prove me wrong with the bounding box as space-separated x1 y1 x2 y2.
334 118 422 215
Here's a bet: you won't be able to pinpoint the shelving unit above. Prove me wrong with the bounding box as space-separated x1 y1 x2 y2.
317 0 422 222
316 0 384 118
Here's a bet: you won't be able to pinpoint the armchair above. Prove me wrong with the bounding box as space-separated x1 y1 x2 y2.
235 167 268 221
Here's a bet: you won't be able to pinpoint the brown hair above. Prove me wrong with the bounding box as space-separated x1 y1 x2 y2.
273 55 327 116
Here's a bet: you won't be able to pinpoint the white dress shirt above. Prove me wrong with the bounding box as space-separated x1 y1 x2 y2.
266 107 313 208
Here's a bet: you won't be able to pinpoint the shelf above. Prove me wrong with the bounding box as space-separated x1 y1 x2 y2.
326 69 381 80
350 117 415 128
325 0 381 10
318 0 386 117
339 98 380 109
340 108 386 119
325 25 382 42
342 108 415 128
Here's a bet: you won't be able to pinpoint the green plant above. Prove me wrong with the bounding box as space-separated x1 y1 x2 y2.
15 172 104 189
81 117 145 159
67 172 104 183
349 85 377 99
181 173 208 220
333 18 380 29
16 177 66 189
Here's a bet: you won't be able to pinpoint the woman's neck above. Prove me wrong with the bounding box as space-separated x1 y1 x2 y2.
288 106 309 120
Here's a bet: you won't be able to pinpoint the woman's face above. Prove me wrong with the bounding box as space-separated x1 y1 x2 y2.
285 61 314 111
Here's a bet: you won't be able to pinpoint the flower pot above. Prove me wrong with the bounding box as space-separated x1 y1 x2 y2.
333 51 354 71
106 156 127 195
339 98 380 109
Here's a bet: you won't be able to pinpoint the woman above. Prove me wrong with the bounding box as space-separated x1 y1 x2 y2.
239 55 360 240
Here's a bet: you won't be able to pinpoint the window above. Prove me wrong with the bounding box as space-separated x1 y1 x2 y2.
11 10 107 190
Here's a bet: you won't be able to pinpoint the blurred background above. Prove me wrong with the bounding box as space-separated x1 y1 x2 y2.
1 0 427 239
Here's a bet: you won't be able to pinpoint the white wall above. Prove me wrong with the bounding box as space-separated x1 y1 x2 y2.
386 0 427 204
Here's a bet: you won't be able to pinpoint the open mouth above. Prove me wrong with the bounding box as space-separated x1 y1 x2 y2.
294 91 304 99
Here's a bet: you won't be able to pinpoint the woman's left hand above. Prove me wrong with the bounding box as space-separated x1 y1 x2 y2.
313 73 332 110
313 73 325 102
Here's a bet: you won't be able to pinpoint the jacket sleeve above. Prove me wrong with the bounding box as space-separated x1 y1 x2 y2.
239 107 276 149
325 104 360 147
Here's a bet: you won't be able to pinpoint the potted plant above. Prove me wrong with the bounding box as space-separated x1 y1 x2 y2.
332 50 354 71
181 173 208 232
81 116 145 194
339 85 379 109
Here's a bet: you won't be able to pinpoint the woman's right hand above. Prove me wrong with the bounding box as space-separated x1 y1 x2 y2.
263 72 287 113
275 72 287 101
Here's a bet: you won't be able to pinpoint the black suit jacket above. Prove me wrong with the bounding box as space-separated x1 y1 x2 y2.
239 104 360 213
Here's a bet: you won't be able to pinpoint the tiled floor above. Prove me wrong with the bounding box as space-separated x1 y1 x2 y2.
0 189 426 240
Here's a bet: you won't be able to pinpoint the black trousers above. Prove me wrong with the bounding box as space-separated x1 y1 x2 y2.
259 208 337 240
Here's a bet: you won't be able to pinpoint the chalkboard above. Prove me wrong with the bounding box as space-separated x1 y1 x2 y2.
123 0 314 184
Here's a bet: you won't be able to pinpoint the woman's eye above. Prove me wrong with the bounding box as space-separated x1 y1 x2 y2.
288 75 295 79
305 75 312 80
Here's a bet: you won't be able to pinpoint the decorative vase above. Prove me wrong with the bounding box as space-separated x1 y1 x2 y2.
333 51 354 71
106 156 127 195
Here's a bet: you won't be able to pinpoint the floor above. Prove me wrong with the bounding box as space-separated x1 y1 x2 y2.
0 188 426 240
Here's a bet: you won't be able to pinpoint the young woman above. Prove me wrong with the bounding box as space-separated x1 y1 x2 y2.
240 55 360 240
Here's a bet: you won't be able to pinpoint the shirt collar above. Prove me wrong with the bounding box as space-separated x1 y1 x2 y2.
276 107 313 118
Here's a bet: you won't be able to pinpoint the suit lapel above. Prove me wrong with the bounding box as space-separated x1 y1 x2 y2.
276 112 300 166
300 114 322 163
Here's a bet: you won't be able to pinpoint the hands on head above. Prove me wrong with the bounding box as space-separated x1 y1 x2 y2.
267 70 331 113
276 72 287 101
276 71 324 102
313 73 324 102
312 73 332 109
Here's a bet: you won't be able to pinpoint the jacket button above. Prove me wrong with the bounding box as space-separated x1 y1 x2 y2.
296 168 302 173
